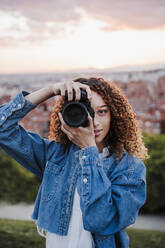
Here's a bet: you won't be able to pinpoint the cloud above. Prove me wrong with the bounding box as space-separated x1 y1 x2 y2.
0 0 81 23
0 0 165 46
0 0 83 46
81 0 165 30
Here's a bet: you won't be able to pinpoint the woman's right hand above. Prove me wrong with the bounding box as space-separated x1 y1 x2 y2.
52 81 92 102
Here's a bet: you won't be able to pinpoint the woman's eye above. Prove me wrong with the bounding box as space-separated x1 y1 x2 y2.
98 110 107 115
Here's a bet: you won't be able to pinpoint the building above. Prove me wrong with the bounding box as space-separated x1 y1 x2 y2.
0 75 165 138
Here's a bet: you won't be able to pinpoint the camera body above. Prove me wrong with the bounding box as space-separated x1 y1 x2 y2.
62 88 95 127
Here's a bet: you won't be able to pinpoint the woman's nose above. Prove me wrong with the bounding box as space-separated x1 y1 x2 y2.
93 116 100 127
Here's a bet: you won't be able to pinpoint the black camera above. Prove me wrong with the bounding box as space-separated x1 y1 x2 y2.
62 88 95 127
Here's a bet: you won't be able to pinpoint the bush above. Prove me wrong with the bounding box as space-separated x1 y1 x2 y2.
142 133 165 213
0 219 45 248
0 150 40 204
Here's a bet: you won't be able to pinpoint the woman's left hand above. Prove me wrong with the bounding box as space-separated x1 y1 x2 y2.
58 112 97 149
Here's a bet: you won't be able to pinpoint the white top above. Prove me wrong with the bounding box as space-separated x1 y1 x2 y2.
40 147 110 248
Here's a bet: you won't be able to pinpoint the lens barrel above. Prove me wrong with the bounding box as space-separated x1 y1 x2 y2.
62 88 94 127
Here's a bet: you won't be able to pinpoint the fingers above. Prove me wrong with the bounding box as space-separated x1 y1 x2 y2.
66 87 73 102
73 87 81 101
67 82 91 102
87 112 94 128
58 112 73 134
57 81 91 101
58 112 94 148
58 112 67 128
79 84 92 101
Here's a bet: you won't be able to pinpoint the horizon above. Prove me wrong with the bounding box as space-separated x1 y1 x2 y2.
0 63 165 76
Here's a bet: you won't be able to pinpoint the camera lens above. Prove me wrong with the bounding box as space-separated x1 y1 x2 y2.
62 102 88 127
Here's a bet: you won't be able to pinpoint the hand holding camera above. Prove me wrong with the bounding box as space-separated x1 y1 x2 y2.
52 81 95 127
53 81 97 149
52 81 92 102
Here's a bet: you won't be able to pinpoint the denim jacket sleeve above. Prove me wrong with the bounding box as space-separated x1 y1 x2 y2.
75 146 146 236
0 91 55 179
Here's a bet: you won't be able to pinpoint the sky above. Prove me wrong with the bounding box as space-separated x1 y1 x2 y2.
0 0 165 74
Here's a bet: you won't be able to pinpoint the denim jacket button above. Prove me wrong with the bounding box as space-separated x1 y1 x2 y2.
82 155 86 159
1 116 5 121
18 104 22 108
130 217 134 223
83 178 87 183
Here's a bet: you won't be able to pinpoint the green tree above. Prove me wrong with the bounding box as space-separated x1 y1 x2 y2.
142 133 165 213
0 150 40 204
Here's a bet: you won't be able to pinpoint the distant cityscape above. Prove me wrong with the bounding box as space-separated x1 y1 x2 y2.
0 67 165 138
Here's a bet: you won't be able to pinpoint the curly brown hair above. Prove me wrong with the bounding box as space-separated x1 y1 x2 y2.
49 77 148 161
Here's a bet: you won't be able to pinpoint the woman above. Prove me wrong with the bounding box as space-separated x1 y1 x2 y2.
0 77 148 248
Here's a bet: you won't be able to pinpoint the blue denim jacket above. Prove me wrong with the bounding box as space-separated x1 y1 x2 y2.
0 92 146 248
